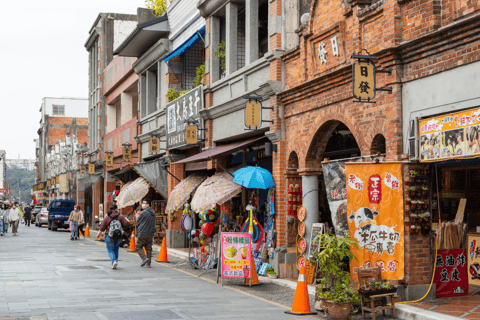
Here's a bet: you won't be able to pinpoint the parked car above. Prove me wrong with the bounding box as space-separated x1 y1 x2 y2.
35 208 49 227
32 206 42 222
47 200 75 231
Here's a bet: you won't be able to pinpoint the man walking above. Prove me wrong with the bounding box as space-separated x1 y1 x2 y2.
9 202 22 236
136 199 156 268
24 206 32 227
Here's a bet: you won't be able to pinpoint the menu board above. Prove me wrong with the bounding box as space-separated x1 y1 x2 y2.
308 223 327 257
221 232 252 279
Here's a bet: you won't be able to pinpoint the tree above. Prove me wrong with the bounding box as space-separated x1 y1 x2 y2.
145 0 167 17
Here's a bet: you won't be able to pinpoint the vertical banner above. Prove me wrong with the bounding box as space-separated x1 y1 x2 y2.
59 174 68 193
468 235 480 286
435 249 468 297
346 163 404 281
149 137 159 153
221 232 252 279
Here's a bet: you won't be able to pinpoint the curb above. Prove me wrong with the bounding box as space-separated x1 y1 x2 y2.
385 304 461 320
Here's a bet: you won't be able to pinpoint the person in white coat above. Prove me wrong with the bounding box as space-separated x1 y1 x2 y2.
9 203 22 236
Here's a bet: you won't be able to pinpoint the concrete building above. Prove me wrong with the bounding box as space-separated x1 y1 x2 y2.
6 158 35 171
0 150 6 199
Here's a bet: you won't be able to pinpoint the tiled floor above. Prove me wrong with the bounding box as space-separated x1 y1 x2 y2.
412 286 480 318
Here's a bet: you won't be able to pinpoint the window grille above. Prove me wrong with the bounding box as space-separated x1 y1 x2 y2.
237 10 246 70
182 41 204 91
52 105 65 116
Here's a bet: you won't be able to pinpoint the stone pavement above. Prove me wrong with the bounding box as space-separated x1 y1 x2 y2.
0 225 310 320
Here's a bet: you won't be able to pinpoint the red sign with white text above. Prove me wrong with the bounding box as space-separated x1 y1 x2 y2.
435 249 468 298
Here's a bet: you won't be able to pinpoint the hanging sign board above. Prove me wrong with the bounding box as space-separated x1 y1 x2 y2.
418 106 480 162
106 154 113 167
80 166 86 175
353 61 376 101
185 125 198 145
346 163 404 281
221 232 252 279
51 178 55 185
39 183 44 189
166 86 204 150
435 249 468 297
122 146 132 161
149 137 159 153
47 180 51 187
56 176 59 183
245 101 261 127
34 190 46 200
59 174 68 193
88 164 95 174
468 235 480 286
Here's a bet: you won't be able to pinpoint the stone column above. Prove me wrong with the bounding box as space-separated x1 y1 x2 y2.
106 104 116 133
210 16 220 83
121 92 133 125
225 2 238 75
302 174 319 255
146 71 157 115
245 0 259 64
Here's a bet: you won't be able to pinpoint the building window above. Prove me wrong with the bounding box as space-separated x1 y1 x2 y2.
52 105 65 116
182 41 204 91
259 0 269 58
237 8 246 70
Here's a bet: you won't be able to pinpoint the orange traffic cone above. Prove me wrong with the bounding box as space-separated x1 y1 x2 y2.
285 266 317 315
84 223 90 237
128 231 136 251
244 254 261 286
156 237 169 263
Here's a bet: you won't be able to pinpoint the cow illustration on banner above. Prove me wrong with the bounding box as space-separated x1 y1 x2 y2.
346 163 405 281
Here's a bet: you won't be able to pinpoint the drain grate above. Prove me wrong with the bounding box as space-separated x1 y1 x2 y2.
102 309 182 320
68 266 99 270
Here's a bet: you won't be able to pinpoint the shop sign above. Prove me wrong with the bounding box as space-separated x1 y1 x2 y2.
435 249 468 297
122 145 132 161
67 171 72 180
39 183 43 189
34 190 46 200
221 232 252 279
166 86 204 150
419 106 480 162
56 176 59 183
245 101 261 127
51 178 55 185
346 163 404 281
59 174 68 193
185 124 198 145
0 188 7 193
105 154 113 167
88 164 95 175
353 61 376 101
149 136 159 154
47 180 51 187
468 235 480 286
80 166 86 175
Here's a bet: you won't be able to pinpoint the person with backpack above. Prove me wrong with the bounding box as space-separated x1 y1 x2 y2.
23 206 32 227
68 205 83 240
136 199 156 268
99 204 130 269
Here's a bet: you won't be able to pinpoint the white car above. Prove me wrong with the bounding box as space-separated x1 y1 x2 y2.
35 208 49 227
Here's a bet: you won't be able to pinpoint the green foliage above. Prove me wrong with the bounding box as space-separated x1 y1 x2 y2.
214 41 226 71
145 0 167 17
6 166 35 203
166 87 189 102
194 64 205 87
310 233 360 307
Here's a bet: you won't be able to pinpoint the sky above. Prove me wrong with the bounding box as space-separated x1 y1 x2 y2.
0 0 146 160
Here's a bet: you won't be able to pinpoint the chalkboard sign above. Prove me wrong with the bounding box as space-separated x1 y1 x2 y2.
308 223 327 257
450 170 466 191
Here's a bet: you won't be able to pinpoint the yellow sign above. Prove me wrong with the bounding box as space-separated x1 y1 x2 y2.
468 235 480 286
80 166 86 175
106 154 113 167
47 180 51 187
39 183 43 189
88 164 95 174
419 106 480 162
353 61 375 101
185 125 198 145
51 178 55 185
56 176 59 183
149 137 159 153
245 101 261 127
122 146 132 161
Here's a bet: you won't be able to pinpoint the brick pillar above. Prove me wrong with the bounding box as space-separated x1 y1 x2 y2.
92 180 103 229
166 162 186 248
272 141 287 247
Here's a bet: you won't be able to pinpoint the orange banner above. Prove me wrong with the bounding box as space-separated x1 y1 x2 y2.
346 163 404 281
419 106 480 161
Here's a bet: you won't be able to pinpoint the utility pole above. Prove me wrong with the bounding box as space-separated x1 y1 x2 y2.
18 178 20 204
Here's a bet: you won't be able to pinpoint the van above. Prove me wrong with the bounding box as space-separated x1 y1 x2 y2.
47 200 75 231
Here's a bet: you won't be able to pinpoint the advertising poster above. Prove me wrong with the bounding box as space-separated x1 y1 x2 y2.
59 174 68 193
435 249 468 297
221 232 252 279
34 190 46 200
346 163 404 281
468 235 480 286
419 106 480 161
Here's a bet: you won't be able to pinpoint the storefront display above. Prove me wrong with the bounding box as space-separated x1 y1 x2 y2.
220 232 252 278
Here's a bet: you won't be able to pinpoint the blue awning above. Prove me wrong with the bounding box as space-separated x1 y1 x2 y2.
164 26 206 62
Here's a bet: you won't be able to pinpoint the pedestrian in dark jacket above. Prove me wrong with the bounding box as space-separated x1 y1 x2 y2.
136 199 156 268
99 205 130 269
23 206 32 227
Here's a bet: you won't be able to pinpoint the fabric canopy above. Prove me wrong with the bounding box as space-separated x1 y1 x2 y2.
191 171 242 213
116 177 150 209
164 25 206 62
132 161 168 198
165 174 206 214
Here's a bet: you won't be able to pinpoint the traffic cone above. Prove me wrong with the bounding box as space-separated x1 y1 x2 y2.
285 266 317 315
84 223 90 237
128 231 136 251
156 237 169 263
244 253 262 286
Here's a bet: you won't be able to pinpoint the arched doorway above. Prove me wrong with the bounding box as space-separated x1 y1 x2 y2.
370 133 386 155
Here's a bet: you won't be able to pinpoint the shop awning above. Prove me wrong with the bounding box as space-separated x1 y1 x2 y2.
165 174 207 214
163 25 206 62
115 165 134 176
116 177 150 209
132 160 168 198
173 136 268 165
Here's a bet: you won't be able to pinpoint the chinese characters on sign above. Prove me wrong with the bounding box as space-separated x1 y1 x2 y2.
88 164 95 175
149 137 159 154
185 125 198 145
468 235 480 286
105 154 113 167
435 249 468 297
317 36 339 64
166 86 204 149
122 146 132 162
245 101 262 128
353 61 375 101
221 232 252 279
80 166 86 175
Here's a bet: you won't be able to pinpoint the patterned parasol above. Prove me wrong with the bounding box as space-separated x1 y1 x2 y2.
116 177 150 209
191 171 242 213
165 174 206 214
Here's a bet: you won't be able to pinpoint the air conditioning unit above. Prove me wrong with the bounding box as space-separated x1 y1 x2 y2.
408 118 418 161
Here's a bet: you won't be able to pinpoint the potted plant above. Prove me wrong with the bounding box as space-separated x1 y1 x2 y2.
405 217 410 226
410 225 416 234
409 186 416 196
422 187 428 195
405 198 411 204
410 170 416 177
415 225 421 233
311 233 360 320
266 267 277 279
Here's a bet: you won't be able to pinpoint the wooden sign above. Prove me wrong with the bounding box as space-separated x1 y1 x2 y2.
122 146 132 161
353 60 376 101
455 198 467 223
305 260 316 284
39 183 43 189
56 176 59 183
185 125 198 145
105 154 113 167
80 166 86 175
51 178 55 185
149 136 159 153
245 101 261 127
67 171 72 180
47 180 51 187
88 164 95 174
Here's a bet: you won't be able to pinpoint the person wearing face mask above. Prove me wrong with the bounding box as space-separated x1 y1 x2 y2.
99 204 130 269
68 205 83 240
9 203 22 236
135 199 156 268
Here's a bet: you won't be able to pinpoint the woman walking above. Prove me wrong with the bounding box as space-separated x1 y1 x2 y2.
77 208 85 239
9 203 22 236
68 205 82 240
99 205 130 269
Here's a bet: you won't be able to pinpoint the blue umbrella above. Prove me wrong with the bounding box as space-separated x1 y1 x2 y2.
232 166 275 189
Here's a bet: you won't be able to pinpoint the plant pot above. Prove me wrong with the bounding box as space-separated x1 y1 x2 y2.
267 273 277 279
314 297 326 311
287 215 295 223
415 228 420 233
324 300 352 320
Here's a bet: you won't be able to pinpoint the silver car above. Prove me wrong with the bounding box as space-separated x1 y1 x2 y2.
35 208 49 227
